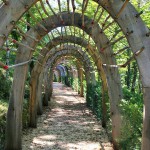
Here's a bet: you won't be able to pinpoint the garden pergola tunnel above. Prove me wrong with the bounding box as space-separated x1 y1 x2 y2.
29 45 96 128
54 68 61 82
4 12 123 148
0 0 149 150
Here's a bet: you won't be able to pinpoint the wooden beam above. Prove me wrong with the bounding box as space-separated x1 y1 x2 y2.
116 0 129 18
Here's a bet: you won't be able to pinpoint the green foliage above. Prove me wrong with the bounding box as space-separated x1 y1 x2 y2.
131 0 150 28
53 74 58 82
0 70 11 149
0 99 8 150
86 83 93 108
119 88 143 149
0 71 11 99
0 70 30 148
61 76 66 84
72 78 78 91
92 82 103 120
86 81 104 120
68 76 74 87
0 98 30 149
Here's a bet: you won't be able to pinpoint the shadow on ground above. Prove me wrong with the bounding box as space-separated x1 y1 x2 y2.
22 82 113 150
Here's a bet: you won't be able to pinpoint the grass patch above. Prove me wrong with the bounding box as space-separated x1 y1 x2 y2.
0 99 8 149
0 99 8 117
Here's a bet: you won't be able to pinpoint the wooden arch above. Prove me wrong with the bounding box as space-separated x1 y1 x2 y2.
46 51 94 100
48 56 85 99
29 45 96 126
32 35 108 127
5 12 122 149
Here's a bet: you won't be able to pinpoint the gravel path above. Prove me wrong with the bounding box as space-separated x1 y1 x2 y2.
22 82 113 150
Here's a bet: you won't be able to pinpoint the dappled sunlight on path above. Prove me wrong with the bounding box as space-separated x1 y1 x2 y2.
22 82 113 150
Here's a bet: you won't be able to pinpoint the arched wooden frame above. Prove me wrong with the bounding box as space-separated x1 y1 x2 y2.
5 12 123 150
31 41 108 121
34 35 108 127
33 48 95 120
47 50 94 95
30 46 95 124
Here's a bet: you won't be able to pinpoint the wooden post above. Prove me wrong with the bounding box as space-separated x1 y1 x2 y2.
43 68 49 106
116 0 129 18
5 64 29 150
37 71 44 115
49 71 54 98
142 87 150 149
29 73 39 127
101 82 107 128
5 28 40 149
104 67 122 149
80 68 84 97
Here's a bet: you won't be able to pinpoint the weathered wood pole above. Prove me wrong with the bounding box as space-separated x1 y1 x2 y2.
29 72 39 128
5 65 28 150
79 68 84 97
37 71 44 115
142 87 150 149
43 69 50 105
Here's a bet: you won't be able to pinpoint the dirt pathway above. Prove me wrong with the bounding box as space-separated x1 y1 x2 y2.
22 82 113 150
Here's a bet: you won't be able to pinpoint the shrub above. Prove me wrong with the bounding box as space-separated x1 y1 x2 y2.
119 88 143 149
